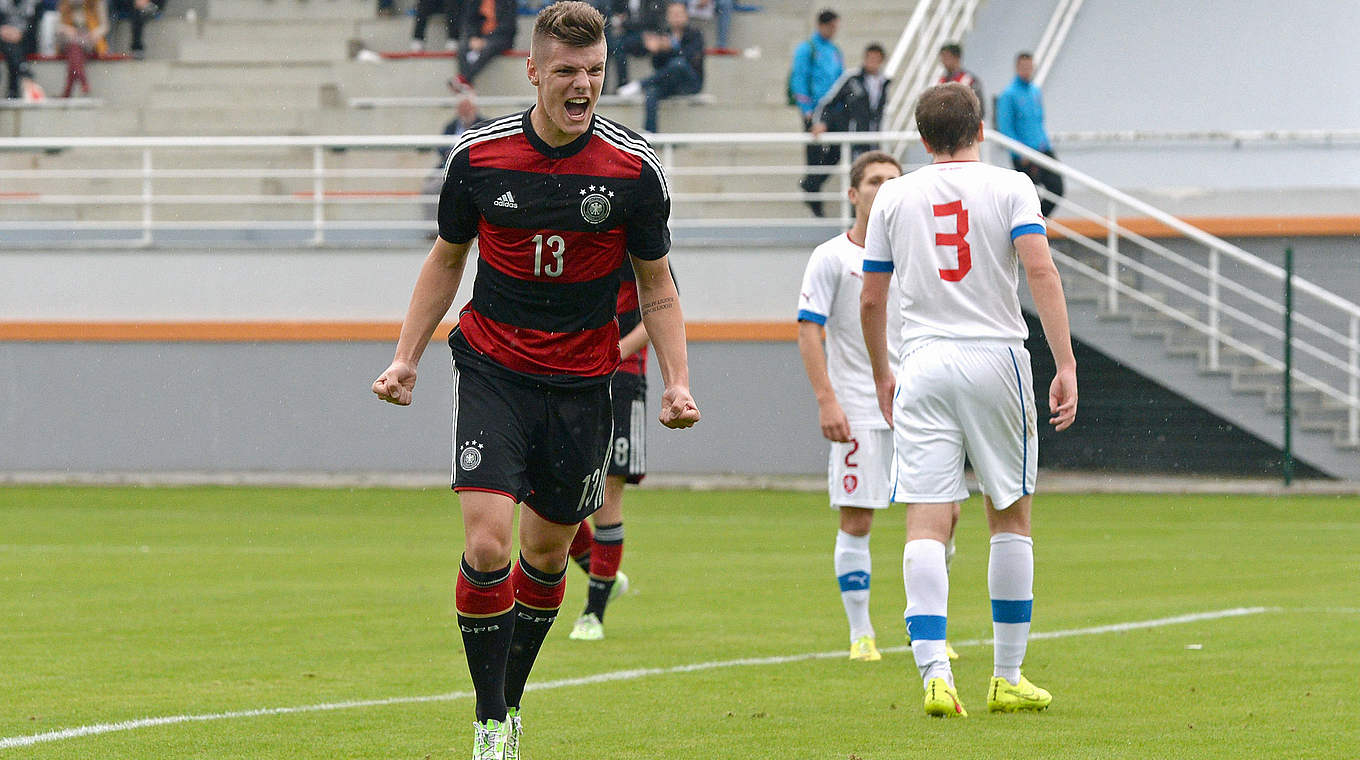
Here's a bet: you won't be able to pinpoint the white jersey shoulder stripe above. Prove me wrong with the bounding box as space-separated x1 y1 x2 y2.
594 118 670 200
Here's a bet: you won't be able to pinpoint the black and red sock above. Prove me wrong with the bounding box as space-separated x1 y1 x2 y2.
584 522 623 620
455 556 515 723
568 521 593 573
503 554 567 710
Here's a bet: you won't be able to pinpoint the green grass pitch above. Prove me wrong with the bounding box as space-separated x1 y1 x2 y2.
1 486 1357 759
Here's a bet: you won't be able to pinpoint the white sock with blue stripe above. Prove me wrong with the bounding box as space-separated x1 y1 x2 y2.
989 532 1034 684
903 538 951 687
834 530 873 642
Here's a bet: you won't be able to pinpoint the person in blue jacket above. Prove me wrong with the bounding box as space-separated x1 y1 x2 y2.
791 8 844 217
996 51 1064 217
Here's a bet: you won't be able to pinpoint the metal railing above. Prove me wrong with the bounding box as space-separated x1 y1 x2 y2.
0 131 917 245
881 0 982 155
986 129 1360 447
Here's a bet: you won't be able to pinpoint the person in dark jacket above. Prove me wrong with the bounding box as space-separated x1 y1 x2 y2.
0 0 36 100
458 0 516 85
633 1 702 132
607 0 666 92
811 43 890 161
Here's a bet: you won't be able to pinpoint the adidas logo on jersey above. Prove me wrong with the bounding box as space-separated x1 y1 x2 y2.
494 191 518 208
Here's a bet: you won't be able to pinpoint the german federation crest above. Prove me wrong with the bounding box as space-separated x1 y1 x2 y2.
579 184 612 224
459 440 484 471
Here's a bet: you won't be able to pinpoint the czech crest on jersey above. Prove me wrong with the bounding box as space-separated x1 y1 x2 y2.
579 184 612 224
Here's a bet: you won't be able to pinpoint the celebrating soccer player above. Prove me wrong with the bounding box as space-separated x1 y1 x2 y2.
860 82 1077 718
796 151 961 663
372 3 699 757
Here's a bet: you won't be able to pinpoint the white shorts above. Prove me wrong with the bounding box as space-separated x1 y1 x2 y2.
891 339 1038 509
828 427 895 509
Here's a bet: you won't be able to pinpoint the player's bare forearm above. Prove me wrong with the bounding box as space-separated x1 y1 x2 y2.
1016 235 1075 371
633 255 700 427
392 237 471 367
1017 234 1078 429
797 321 851 442
619 322 649 360
859 272 895 383
633 256 688 389
860 271 897 427
373 238 470 406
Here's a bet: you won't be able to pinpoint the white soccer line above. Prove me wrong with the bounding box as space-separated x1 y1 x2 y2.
0 606 1275 750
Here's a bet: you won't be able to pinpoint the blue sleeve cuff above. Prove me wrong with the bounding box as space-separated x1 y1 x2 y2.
1011 223 1046 239
797 309 827 325
862 259 894 273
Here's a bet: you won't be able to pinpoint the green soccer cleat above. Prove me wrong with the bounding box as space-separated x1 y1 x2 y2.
923 677 968 717
472 718 508 760
503 707 522 760
987 674 1052 712
609 570 630 601
848 635 882 661
568 612 604 641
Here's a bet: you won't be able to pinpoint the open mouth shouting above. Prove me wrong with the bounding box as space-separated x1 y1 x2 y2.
564 96 591 121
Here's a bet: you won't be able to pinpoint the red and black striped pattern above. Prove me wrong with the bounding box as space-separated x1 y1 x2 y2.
439 110 670 384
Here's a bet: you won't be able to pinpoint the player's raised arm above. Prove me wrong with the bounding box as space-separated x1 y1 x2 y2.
371 236 472 406
631 254 700 429
1015 233 1078 430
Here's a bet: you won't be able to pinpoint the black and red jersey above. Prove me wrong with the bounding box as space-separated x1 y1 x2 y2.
438 109 671 387
615 260 647 376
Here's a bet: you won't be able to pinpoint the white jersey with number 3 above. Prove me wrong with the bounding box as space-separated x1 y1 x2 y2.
862 161 1045 350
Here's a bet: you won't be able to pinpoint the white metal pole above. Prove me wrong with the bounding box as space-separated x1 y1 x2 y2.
1106 198 1118 313
140 149 153 246
311 145 325 246
1350 314 1358 445
1207 248 1220 371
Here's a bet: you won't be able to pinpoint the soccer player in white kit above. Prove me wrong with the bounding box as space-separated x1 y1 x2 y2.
797 151 962 663
860 83 1078 717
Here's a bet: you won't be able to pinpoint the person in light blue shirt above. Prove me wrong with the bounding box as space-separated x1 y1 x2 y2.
791 8 844 217
996 52 1063 216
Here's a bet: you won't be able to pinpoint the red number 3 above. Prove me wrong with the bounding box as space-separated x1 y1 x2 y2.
933 200 971 282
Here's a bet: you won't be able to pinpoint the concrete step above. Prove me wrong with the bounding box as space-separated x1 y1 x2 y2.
178 35 350 64
208 0 374 21
164 62 339 87
147 83 340 109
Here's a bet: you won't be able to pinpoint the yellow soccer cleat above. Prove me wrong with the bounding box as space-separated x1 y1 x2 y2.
848 635 882 661
923 677 968 717
946 642 960 660
987 674 1052 712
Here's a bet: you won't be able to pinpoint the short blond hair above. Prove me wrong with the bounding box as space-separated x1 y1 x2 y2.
532 1 606 53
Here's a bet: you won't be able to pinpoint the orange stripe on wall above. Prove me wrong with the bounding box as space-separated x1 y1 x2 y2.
0 320 801 343
1049 214 1360 240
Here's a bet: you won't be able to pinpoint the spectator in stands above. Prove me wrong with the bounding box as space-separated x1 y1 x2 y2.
609 0 666 93
411 0 464 52
458 0 515 85
422 87 484 231
109 0 166 59
377 0 399 17
620 0 701 133
57 0 106 97
0 0 36 100
997 51 1063 216
686 0 731 52
938 42 982 118
811 42 889 160
791 8 844 217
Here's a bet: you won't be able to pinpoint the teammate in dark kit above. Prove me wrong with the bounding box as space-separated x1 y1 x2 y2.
371 3 699 758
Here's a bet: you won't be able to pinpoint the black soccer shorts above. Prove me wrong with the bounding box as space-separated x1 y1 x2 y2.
606 370 647 484
451 362 613 525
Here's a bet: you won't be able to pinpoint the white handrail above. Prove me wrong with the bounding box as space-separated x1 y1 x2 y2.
1049 128 1360 145
1034 0 1084 88
986 129 1360 321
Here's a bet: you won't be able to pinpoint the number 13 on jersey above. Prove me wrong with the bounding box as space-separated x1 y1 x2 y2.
933 200 971 282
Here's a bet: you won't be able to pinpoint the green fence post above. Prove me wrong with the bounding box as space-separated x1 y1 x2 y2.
1283 246 1294 487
